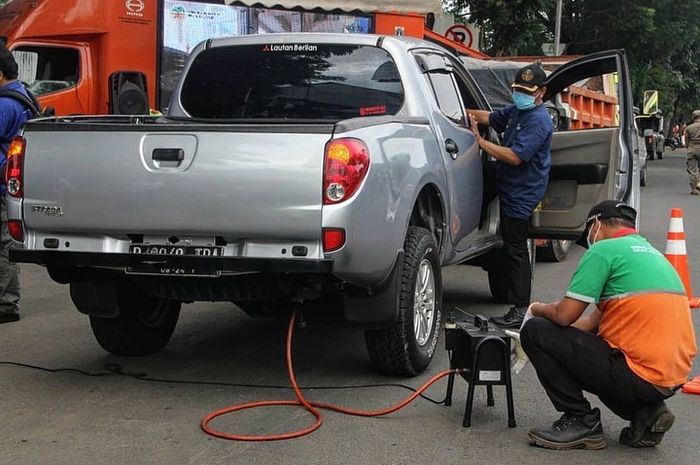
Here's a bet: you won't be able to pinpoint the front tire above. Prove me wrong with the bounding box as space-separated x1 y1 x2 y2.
365 227 442 377
89 290 181 356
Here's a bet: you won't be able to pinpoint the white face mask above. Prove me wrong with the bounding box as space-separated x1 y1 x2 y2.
586 220 601 248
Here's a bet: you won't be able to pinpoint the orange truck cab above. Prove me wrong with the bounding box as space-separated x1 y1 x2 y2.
0 0 484 116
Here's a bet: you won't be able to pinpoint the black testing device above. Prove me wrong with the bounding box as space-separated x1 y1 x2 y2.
443 309 516 428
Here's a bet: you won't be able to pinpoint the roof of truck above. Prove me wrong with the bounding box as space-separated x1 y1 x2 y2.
224 1 442 14
205 32 441 51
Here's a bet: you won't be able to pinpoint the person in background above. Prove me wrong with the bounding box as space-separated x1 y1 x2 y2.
680 122 688 148
521 201 696 450
467 63 554 328
684 111 700 195
0 43 31 324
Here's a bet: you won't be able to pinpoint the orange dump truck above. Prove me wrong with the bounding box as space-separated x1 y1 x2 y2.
0 0 484 116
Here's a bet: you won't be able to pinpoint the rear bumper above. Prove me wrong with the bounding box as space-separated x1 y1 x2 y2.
9 249 333 275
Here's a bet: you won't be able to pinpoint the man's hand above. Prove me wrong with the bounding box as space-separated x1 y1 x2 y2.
468 113 482 144
466 109 491 126
468 114 523 166
520 302 540 330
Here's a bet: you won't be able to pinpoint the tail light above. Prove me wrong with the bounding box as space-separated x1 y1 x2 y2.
5 136 26 198
323 228 345 252
323 138 369 205
7 220 24 242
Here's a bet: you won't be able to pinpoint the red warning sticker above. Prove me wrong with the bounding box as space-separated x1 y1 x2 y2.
359 105 387 116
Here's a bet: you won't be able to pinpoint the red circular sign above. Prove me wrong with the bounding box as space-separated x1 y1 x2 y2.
445 24 473 48
126 0 145 14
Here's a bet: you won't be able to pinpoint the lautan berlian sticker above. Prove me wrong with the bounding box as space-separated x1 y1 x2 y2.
262 44 319 52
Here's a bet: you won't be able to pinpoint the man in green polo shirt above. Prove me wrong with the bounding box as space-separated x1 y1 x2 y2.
520 200 696 450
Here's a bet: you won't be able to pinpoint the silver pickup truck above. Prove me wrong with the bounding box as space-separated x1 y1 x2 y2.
7 34 640 376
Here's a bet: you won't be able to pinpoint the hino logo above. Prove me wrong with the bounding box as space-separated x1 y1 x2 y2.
31 205 64 217
126 0 145 15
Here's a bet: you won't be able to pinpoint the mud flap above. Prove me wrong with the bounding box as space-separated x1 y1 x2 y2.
70 280 121 318
343 251 403 328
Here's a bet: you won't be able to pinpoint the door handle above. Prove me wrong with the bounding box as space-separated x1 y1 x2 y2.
152 148 185 162
445 138 459 159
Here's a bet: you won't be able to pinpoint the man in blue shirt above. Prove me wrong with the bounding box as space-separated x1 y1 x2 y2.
0 44 31 324
468 63 553 328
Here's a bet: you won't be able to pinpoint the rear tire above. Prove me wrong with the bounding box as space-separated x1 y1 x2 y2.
89 290 181 356
365 226 442 377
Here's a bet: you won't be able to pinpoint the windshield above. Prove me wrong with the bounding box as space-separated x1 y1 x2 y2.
13 46 79 96
180 43 404 120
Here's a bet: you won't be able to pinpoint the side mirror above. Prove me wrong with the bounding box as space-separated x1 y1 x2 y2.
547 106 562 131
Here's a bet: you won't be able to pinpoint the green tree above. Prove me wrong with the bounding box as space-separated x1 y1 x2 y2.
445 0 555 56
445 0 700 126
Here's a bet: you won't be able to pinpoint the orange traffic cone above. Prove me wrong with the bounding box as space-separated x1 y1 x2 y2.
683 376 700 395
664 208 700 308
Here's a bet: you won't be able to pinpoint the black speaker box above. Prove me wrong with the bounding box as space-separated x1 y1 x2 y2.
109 71 149 115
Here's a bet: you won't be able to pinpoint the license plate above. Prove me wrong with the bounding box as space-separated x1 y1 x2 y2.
125 265 218 276
129 244 223 257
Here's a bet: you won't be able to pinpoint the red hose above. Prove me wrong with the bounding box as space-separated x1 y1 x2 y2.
201 311 459 441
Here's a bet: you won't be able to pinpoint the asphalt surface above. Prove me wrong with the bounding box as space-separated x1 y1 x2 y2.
1 150 699 465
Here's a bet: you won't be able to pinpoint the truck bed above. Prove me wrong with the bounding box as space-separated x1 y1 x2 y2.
20 117 335 260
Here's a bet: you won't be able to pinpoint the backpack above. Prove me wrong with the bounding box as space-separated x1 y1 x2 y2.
0 86 54 118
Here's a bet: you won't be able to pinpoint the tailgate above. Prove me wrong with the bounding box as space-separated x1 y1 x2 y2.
22 125 333 243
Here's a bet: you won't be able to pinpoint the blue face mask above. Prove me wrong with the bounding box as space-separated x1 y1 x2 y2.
512 91 537 110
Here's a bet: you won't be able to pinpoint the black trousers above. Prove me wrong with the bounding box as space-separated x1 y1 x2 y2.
520 317 668 421
500 210 532 307
483 161 532 307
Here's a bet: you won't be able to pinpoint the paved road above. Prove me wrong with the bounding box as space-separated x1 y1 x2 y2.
1 151 698 465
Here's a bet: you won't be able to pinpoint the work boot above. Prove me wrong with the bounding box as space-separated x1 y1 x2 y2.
490 306 527 329
619 402 675 447
528 408 606 450
0 312 20 324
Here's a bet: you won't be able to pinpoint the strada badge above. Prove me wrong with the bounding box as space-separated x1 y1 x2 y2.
31 205 64 217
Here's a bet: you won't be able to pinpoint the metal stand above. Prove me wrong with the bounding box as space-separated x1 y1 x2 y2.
445 335 516 428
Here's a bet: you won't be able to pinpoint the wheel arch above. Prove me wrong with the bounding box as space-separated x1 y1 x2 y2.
407 183 447 256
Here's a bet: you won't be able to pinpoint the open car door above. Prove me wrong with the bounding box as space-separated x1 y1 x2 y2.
530 50 640 239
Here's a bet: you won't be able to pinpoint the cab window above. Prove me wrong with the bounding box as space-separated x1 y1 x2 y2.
181 44 403 121
13 46 80 96
426 72 466 126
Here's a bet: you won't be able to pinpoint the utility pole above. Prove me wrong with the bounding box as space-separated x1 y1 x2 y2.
554 0 563 56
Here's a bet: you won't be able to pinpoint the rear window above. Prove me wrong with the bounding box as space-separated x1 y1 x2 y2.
180 44 404 121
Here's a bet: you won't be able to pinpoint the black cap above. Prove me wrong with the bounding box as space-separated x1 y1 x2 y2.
511 63 546 93
575 200 638 248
